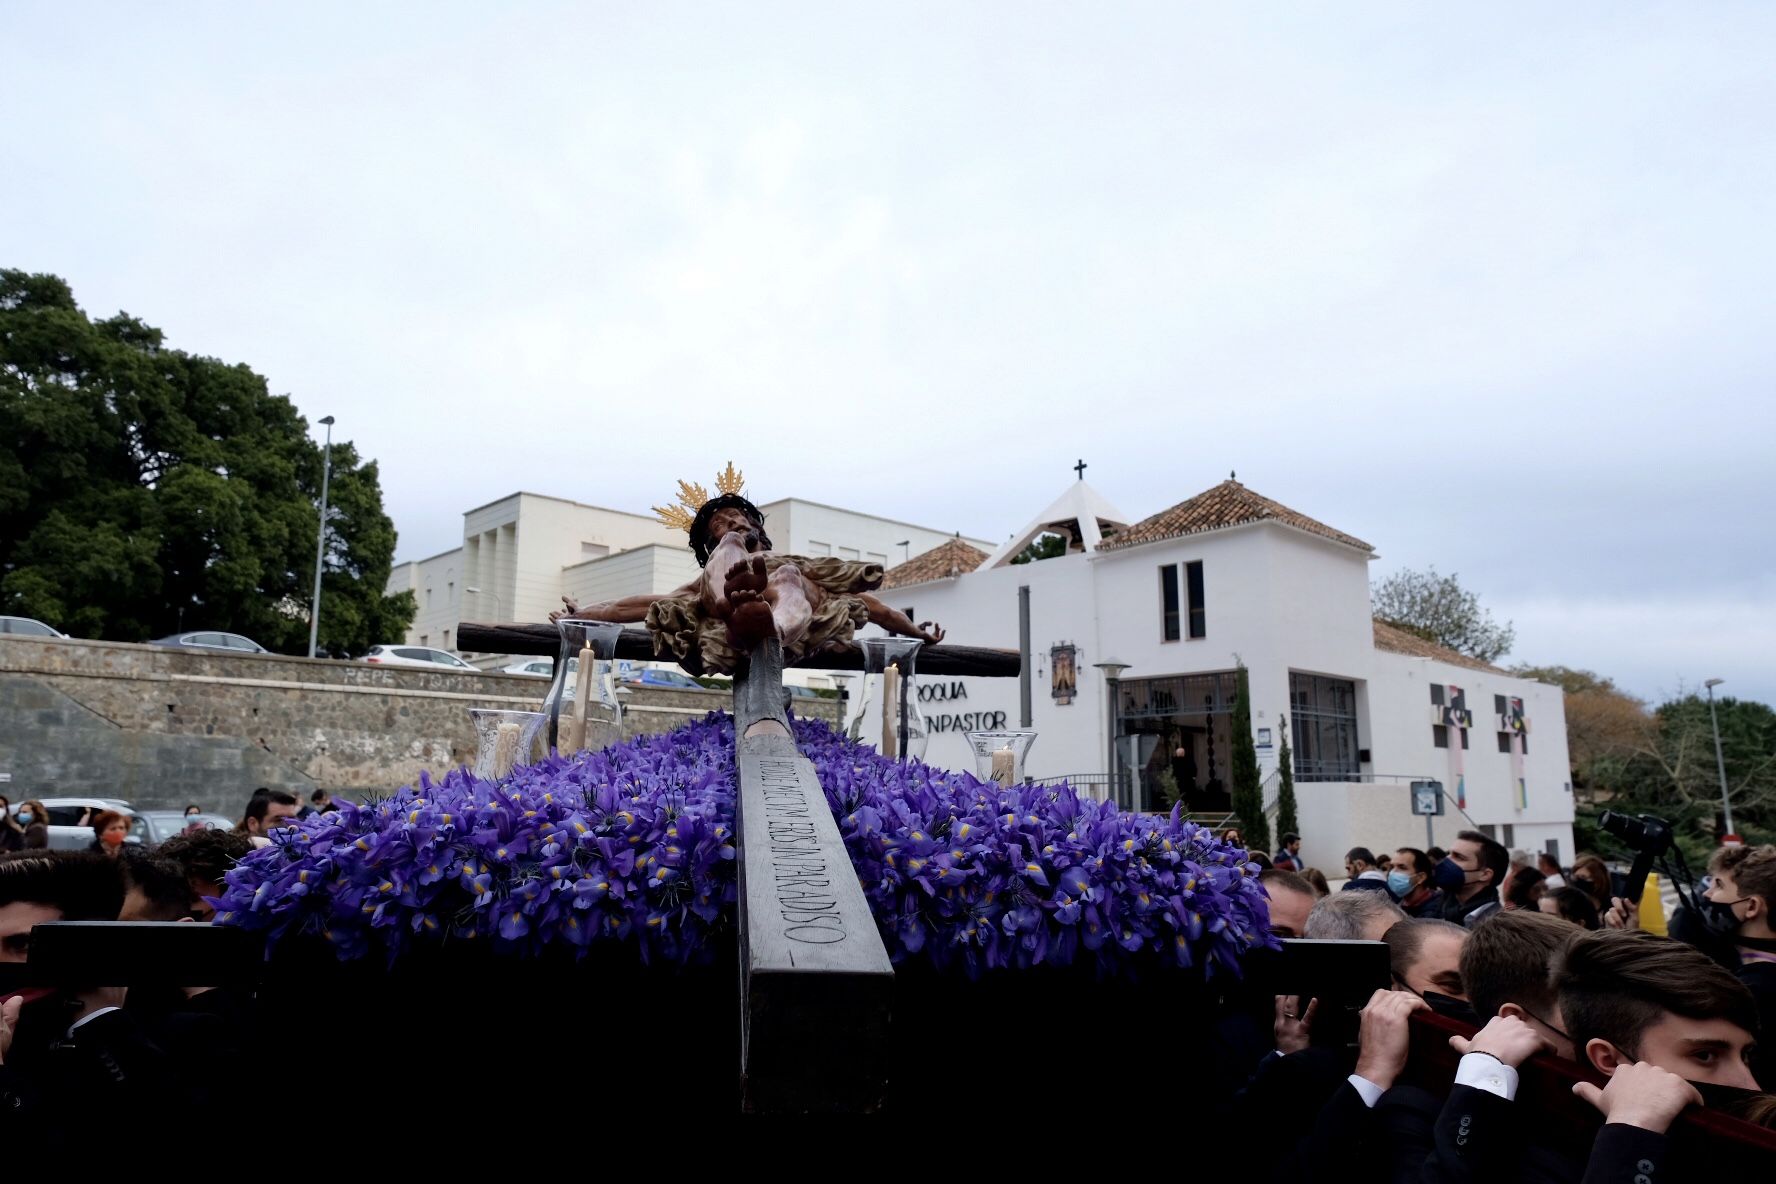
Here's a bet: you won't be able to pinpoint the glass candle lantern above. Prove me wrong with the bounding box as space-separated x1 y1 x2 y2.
965 730 1039 788
847 636 927 762
544 619 625 754
469 709 548 780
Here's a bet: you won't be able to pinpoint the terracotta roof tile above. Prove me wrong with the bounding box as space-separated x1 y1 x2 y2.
1372 619 1509 675
1095 479 1373 554
880 537 990 590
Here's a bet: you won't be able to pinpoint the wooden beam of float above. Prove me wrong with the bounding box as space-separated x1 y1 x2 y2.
455 621 1021 677
731 637 892 1112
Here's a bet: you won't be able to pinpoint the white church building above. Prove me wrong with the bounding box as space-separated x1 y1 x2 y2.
870 477 1574 875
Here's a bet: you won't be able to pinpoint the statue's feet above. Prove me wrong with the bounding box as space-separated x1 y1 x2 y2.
723 556 777 649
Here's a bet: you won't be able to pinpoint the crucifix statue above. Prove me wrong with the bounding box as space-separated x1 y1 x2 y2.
551 464 945 679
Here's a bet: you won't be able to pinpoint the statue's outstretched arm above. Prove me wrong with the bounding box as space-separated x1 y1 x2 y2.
550 592 662 625
857 593 945 646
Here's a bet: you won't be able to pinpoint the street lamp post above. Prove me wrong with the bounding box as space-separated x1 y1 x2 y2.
1705 678 1735 838
1093 658 1130 808
465 586 503 620
307 416 335 659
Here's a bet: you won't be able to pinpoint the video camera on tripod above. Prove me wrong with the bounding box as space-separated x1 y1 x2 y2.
1597 809 1707 918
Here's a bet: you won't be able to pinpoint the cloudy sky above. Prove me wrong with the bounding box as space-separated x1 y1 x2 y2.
5 3 1772 704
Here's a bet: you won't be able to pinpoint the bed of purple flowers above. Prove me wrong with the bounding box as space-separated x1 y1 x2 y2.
216 713 1275 978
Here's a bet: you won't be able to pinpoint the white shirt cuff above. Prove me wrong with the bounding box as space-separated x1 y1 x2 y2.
1454 1051 1520 1100
66 1005 123 1037
1347 1074 1386 1108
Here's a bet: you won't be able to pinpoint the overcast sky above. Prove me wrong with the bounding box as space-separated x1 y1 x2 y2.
5 3 1772 705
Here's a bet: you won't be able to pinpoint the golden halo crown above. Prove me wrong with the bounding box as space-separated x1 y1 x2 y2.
653 462 746 533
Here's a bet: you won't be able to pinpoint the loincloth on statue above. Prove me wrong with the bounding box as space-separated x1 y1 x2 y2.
645 554 883 675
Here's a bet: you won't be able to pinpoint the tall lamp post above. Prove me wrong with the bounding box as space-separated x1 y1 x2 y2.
1705 678 1735 839
307 415 335 659
1093 658 1130 807
465 586 503 620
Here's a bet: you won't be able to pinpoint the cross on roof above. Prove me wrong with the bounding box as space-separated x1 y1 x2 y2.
1074 458 1087 480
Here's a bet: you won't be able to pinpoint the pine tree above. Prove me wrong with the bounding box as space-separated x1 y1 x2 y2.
1230 664 1270 852
1276 712 1299 844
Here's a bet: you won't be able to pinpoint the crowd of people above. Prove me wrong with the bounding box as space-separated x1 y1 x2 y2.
1207 827 1776 1175
0 785 343 1140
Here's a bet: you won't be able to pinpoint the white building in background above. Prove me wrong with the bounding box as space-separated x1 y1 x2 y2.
869 477 1574 874
386 490 993 680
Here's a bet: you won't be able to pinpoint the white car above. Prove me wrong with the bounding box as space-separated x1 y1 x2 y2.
363 644 477 671
502 658 565 678
0 615 66 638
9 797 142 852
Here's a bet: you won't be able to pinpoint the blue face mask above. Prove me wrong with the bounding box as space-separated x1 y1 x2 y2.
1387 870 1414 897
16 811 32 825
1433 857 1469 892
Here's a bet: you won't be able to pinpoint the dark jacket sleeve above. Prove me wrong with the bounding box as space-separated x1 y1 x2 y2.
1423 1083 1527 1184
1579 1124 1668 1184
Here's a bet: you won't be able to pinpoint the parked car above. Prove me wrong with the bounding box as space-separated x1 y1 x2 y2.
151 631 268 654
363 645 477 671
622 668 706 690
9 797 141 852
0 615 67 638
502 658 565 678
134 810 235 846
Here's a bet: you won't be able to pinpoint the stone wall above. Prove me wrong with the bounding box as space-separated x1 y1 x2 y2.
0 635 838 815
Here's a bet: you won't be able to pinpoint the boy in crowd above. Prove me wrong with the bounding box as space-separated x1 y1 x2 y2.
1699 843 1776 1087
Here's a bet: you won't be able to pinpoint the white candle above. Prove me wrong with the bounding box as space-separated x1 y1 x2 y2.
990 746 1016 787
492 721 523 779
881 665 900 759
572 646 596 751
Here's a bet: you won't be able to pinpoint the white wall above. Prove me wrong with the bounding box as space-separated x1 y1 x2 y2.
760 498 993 568
562 544 702 606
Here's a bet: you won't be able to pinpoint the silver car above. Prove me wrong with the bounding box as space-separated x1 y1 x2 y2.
0 615 66 638
151 631 268 653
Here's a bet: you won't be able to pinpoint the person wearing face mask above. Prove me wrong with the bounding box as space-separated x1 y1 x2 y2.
1436 830 1507 930
0 798 24 854
1389 847 1446 918
1685 844 1776 1089
1382 918 1476 1024
87 810 131 858
14 801 49 851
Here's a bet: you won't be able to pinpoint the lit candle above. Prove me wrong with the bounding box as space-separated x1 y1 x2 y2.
881 665 900 760
492 721 523 779
572 646 596 751
990 745 1016 787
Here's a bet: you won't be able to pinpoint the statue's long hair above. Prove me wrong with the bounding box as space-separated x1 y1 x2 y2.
690 494 772 567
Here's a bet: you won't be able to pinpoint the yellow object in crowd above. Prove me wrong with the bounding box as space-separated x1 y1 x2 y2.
1639 872 1669 935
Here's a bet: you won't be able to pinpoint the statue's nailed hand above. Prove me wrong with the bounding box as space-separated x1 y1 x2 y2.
918 621 946 646
549 596 581 623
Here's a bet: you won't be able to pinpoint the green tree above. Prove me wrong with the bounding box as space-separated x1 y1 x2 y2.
1009 532 1068 565
1372 566 1515 663
0 269 414 654
1275 711 1299 843
1229 663 1269 851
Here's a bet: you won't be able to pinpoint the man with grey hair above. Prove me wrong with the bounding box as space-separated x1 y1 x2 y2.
1305 889 1407 941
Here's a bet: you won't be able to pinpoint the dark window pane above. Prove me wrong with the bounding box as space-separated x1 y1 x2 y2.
1494 695 1508 716
1159 565 1180 642
1498 731 1512 753
1430 684 1445 706
1185 561 1206 639
1433 724 1449 748
1461 729 1469 750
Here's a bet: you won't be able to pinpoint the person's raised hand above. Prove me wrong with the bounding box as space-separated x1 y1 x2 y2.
1449 1013 1553 1069
1603 896 1640 930
1353 988 1428 1090
1572 1062 1702 1134
0 995 20 1065
1274 994 1319 1055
